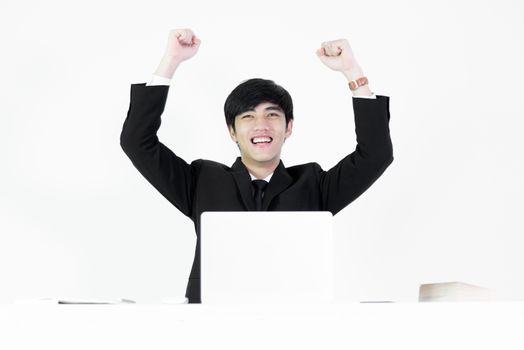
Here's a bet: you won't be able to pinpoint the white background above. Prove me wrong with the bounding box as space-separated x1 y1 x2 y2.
1 0 523 303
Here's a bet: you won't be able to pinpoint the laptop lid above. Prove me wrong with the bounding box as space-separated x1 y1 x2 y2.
200 211 334 304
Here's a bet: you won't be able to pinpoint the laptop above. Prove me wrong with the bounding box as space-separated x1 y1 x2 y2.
200 211 334 304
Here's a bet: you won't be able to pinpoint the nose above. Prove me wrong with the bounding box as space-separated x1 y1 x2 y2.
253 115 270 131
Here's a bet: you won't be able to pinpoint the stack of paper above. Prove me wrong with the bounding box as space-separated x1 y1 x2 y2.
13 297 136 304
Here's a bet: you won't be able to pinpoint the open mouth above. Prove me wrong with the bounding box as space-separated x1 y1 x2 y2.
251 136 273 145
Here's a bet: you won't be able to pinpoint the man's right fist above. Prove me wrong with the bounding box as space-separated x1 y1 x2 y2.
164 28 201 62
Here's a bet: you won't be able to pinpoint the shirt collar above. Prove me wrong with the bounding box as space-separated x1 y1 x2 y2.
249 172 273 182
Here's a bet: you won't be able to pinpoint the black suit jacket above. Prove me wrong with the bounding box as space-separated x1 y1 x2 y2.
120 83 394 303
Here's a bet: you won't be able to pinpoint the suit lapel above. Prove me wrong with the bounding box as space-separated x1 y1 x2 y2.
231 157 256 211
262 160 293 210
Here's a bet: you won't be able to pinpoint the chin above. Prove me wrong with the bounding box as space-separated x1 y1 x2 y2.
248 153 275 162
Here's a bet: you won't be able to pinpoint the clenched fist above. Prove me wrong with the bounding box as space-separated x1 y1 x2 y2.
315 39 359 72
164 28 201 61
154 28 201 79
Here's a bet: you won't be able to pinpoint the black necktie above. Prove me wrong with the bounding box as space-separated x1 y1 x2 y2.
252 179 268 211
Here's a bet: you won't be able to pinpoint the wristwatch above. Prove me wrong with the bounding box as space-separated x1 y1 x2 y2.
348 76 368 91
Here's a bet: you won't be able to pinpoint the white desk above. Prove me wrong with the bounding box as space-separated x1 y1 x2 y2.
1 302 523 350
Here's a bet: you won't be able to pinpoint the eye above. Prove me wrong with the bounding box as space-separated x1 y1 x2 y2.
268 113 280 117
241 115 253 119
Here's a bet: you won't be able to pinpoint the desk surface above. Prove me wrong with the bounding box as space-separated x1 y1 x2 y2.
1 302 523 350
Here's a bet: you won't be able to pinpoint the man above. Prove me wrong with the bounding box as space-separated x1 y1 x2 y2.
120 28 393 303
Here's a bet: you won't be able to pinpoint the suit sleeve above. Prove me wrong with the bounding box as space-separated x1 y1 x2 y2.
320 95 394 215
120 83 197 218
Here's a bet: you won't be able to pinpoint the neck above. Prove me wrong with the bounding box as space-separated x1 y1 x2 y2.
241 157 280 180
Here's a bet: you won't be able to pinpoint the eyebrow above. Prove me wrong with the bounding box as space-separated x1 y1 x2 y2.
242 105 284 114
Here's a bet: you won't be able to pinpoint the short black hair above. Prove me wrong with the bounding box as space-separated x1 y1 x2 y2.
224 78 294 131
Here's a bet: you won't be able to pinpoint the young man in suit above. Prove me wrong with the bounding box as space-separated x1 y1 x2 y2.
120 28 394 303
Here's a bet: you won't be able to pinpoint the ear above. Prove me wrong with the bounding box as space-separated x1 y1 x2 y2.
228 125 237 143
285 119 293 139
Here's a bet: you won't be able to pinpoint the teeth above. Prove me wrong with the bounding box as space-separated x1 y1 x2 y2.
252 137 272 144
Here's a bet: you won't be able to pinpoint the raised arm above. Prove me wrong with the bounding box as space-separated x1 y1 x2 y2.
120 29 202 218
315 38 393 214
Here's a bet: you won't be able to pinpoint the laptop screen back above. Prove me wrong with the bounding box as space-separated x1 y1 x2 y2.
200 211 334 304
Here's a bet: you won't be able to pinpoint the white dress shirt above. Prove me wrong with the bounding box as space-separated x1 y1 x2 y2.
249 172 273 182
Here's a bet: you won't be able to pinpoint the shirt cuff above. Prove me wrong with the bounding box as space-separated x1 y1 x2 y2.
146 74 172 86
353 92 376 99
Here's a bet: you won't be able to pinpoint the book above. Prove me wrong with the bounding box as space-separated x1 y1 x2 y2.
419 282 496 302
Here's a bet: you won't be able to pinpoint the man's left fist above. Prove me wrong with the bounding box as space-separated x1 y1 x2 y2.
316 39 359 72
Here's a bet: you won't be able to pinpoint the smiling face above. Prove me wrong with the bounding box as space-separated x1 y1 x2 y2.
228 101 293 169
